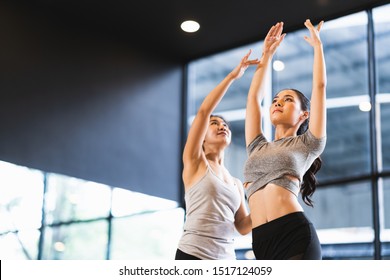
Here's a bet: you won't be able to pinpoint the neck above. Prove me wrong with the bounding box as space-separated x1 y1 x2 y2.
204 147 225 165
274 125 298 140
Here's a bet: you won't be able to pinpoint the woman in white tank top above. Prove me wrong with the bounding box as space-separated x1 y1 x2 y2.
175 51 257 260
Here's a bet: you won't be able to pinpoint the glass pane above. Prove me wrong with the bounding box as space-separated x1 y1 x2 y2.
41 221 108 259
374 4 390 172
110 208 184 259
318 106 371 180
45 174 111 224
274 12 368 99
379 103 390 171
225 119 248 181
383 176 390 259
0 161 44 233
0 230 40 260
382 178 390 241
302 181 373 245
187 42 258 115
111 188 179 217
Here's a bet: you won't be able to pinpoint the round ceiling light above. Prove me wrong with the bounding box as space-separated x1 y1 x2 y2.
181 20 200 33
273 60 285 71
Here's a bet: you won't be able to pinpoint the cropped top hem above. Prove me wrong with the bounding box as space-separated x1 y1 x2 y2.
246 175 300 199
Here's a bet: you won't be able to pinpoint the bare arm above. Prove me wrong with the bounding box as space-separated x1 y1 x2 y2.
183 51 258 186
234 180 252 235
304 20 327 138
245 22 286 146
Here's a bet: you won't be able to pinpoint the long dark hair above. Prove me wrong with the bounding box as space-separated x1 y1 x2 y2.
289 89 322 207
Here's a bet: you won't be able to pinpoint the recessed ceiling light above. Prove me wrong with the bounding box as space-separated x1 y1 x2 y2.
181 20 200 33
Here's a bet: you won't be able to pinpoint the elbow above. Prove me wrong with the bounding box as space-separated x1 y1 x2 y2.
235 216 252 235
315 81 327 91
237 227 251 236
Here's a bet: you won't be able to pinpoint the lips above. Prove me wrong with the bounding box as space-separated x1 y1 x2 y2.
272 109 283 114
217 131 228 136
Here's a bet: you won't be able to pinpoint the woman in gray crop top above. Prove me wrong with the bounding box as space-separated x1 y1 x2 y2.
175 51 257 260
243 20 327 260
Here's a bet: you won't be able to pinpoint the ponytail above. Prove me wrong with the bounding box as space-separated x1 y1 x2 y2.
289 88 322 207
301 157 322 207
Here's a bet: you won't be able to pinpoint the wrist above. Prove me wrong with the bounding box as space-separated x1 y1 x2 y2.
261 51 274 60
227 72 237 81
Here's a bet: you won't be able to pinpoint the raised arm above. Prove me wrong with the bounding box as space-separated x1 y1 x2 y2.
245 22 285 146
182 51 258 184
304 19 327 138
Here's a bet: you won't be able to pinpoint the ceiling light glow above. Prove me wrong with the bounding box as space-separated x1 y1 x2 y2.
273 60 285 71
181 20 200 33
359 101 371 112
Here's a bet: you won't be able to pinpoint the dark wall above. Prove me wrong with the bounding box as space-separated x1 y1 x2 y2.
0 3 183 201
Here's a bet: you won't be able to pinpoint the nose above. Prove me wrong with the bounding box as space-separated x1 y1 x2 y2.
274 100 282 107
218 123 227 131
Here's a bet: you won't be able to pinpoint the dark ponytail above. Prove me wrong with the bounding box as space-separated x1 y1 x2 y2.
290 89 322 207
301 157 322 207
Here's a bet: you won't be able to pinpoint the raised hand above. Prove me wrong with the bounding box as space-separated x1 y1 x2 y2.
304 19 323 47
230 49 259 80
263 22 286 56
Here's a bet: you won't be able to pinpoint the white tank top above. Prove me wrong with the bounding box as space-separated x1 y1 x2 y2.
177 165 241 259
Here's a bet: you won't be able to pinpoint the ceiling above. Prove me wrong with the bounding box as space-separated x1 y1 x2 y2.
7 0 390 63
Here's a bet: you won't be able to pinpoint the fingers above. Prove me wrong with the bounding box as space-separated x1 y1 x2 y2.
242 49 254 63
305 19 324 32
245 49 252 58
246 59 260 65
317 20 324 32
241 50 259 66
304 19 313 29
266 22 284 39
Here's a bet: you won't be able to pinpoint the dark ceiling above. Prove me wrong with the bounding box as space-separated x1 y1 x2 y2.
6 0 390 63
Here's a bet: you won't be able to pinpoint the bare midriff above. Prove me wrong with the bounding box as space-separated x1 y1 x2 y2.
245 181 304 228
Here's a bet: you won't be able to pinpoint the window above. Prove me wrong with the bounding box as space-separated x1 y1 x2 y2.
0 160 184 259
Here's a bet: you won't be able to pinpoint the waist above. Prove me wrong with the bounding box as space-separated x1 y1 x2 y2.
252 211 310 238
247 183 303 228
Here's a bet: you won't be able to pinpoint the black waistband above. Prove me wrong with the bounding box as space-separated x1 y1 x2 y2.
252 211 310 238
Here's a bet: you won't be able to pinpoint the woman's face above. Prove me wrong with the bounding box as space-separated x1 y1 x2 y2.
269 89 308 128
204 116 231 147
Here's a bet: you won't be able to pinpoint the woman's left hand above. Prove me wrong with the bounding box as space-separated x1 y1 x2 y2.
230 49 259 80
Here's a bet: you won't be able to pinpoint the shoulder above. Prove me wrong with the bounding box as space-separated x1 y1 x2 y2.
298 129 327 151
246 133 267 155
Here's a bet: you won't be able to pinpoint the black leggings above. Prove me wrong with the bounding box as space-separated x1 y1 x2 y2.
252 212 322 260
175 249 201 260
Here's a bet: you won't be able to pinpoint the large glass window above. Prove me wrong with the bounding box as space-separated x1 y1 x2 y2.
0 160 184 259
374 4 390 172
45 175 112 224
0 161 43 259
374 3 390 259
